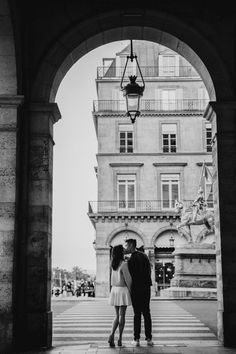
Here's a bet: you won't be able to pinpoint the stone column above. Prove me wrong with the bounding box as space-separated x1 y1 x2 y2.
145 248 156 296
204 102 236 347
95 247 110 297
0 95 23 353
15 103 61 350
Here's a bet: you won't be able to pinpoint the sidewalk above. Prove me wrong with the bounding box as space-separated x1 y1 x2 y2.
25 343 236 354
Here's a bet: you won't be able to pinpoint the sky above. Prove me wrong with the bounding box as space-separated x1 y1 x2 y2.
52 40 129 275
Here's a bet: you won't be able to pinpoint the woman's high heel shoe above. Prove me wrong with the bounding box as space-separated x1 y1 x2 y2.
117 339 122 347
108 334 115 347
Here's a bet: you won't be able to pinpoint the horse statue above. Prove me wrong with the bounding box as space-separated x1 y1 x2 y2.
175 198 214 243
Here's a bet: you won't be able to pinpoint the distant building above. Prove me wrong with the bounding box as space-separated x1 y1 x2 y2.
88 41 214 297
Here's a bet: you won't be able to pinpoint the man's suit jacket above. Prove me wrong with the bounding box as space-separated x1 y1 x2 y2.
128 250 152 292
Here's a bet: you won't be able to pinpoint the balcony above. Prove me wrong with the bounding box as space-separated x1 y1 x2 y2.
93 99 208 113
97 66 199 79
88 200 213 214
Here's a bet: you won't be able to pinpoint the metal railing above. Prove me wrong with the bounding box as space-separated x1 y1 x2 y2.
97 66 199 79
88 200 214 214
93 99 208 113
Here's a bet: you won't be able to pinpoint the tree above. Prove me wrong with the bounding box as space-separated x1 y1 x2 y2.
52 266 91 288
71 266 90 281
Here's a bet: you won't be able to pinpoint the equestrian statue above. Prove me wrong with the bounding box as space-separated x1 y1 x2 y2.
175 187 214 243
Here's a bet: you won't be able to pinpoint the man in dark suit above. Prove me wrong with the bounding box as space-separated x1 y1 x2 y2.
125 238 154 347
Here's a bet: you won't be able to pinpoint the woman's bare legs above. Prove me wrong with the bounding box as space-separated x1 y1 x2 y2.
108 306 119 346
118 305 127 346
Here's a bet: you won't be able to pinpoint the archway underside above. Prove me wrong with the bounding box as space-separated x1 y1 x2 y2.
31 12 234 104
12 8 236 352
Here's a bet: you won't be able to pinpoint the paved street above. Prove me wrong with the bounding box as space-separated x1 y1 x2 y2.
52 298 218 347
22 298 236 354
52 298 218 335
175 300 217 335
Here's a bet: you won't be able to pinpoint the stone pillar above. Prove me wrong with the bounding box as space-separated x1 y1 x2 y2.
204 102 236 347
146 248 156 296
0 95 23 353
95 247 110 297
15 103 61 350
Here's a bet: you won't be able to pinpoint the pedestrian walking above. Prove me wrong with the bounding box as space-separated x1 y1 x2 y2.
125 238 154 347
108 244 132 347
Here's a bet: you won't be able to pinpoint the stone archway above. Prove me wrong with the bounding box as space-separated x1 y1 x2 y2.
106 225 147 248
95 227 146 297
28 21 235 348
26 23 229 350
32 10 236 103
152 226 188 248
1 4 236 351
19 28 232 350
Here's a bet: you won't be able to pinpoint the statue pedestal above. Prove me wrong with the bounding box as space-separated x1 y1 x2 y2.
160 243 217 298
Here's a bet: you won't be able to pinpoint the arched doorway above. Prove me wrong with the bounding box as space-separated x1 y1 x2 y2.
110 230 144 249
98 227 146 297
2 5 236 351
108 230 145 290
154 230 181 294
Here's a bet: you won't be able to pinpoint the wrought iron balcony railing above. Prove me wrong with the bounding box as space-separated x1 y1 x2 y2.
93 99 208 113
88 200 214 214
97 66 199 79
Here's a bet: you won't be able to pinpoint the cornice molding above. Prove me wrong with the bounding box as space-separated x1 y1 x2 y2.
94 112 204 118
153 162 187 167
109 163 144 167
29 102 61 123
96 77 202 82
88 213 180 223
196 162 212 166
98 152 210 156
0 95 24 107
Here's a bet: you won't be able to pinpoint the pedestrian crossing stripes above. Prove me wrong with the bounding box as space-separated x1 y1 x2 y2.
52 300 218 347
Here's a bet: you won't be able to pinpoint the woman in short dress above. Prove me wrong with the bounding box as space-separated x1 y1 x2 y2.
108 244 132 347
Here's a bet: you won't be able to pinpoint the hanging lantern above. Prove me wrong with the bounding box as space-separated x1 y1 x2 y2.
169 233 175 247
120 40 145 123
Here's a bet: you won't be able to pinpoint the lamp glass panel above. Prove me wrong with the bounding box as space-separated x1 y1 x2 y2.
126 94 140 112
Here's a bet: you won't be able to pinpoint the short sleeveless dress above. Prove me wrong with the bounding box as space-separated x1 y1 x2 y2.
108 261 132 306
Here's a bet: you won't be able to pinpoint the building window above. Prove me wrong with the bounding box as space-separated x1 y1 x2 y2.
117 175 136 210
119 124 133 153
161 174 180 210
102 58 114 76
206 123 212 152
159 55 179 76
162 124 177 153
161 89 176 110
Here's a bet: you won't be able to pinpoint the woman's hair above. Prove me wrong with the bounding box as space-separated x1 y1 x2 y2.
111 244 124 270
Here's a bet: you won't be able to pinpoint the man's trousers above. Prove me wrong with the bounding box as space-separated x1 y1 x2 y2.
131 287 152 340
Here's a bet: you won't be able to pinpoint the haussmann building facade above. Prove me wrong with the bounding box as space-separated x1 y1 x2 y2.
88 41 215 298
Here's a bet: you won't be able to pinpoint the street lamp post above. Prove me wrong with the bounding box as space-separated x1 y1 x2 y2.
120 40 145 123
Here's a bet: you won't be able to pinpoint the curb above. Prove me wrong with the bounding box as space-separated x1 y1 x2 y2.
51 296 217 301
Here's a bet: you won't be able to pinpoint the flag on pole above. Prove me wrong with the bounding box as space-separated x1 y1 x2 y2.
199 161 213 203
